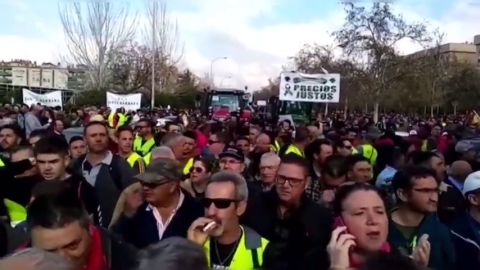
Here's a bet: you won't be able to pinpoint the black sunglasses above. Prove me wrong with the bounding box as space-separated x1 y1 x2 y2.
139 180 169 189
190 167 204 174
201 198 238 209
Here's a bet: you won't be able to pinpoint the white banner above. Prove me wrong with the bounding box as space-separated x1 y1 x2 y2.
279 72 340 103
106 92 142 112
23 89 63 108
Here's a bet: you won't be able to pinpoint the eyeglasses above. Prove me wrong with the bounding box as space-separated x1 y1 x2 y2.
190 167 205 174
139 180 170 189
201 198 238 209
276 175 305 187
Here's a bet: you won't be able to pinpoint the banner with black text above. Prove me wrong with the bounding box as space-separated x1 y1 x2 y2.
106 92 142 112
22 88 63 108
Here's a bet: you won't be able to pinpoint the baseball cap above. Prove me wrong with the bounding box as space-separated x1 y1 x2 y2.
219 146 245 162
135 159 182 185
463 171 480 195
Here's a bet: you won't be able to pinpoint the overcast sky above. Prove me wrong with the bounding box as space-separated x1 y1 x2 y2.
1 0 479 90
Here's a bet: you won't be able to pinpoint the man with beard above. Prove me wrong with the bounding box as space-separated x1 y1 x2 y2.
73 121 134 227
134 119 157 157
389 166 455 270
188 171 269 269
162 132 195 177
0 124 23 159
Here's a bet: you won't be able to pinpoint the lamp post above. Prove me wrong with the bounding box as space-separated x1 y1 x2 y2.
210 56 228 87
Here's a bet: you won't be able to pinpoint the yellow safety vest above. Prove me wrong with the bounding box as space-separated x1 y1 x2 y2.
204 226 269 270
134 137 156 157
4 199 26 227
355 144 378 166
108 112 127 129
183 158 194 175
285 144 305 158
271 140 281 153
0 158 5 167
144 153 152 166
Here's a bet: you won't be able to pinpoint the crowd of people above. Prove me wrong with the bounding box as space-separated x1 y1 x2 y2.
0 103 479 270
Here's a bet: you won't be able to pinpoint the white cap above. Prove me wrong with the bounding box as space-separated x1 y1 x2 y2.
409 130 418 136
463 171 480 195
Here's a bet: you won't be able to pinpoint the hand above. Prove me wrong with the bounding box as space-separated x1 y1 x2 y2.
327 227 356 269
321 190 336 203
187 217 223 246
411 234 430 266
123 188 143 218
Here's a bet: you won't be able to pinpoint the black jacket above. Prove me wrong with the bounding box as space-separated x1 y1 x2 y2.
98 227 138 270
112 190 204 249
73 154 135 227
438 179 466 225
241 189 333 270
449 212 480 270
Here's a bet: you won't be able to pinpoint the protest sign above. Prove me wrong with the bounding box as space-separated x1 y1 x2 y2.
106 92 142 112
22 89 63 108
279 72 340 103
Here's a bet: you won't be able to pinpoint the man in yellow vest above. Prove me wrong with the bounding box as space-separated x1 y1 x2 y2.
188 171 268 270
284 127 310 158
134 119 156 157
117 126 145 175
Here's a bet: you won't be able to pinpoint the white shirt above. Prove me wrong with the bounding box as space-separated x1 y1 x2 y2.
146 191 185 240
82 151 113 186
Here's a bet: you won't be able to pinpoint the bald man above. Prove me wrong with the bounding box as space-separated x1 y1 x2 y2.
254 133 272 154
448 160 473 193
440 160 473 225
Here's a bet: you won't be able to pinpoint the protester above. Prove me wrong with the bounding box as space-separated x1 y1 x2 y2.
307 155 348 205
389 166 455 270
0 248 73 270
0 124 23 158
188 172 269 269
283 127 310 158
207 131 227 158
136 237 208 270
256 152 281 192
449 171 480 270
328 183 429 269
27 192 137 270
113 159 203 248
69 136 87 160
182 157 214 199
116 126 146 175
24 105 50 138
347 154 373 183
134 119 156 157
28 129 49 147
72 121 135 227
335 138 354 157
242 154 333 270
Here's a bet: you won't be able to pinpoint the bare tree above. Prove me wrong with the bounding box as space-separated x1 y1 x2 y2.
144 0 184 107
59 0 136 91
333 2 430 122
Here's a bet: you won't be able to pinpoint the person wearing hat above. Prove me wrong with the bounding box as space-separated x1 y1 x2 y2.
219 147 246 175
449 171 480 270
112 159 204 249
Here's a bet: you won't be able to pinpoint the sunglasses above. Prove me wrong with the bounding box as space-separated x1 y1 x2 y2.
190 167 204 174
201 198 238 209
139 180 169 189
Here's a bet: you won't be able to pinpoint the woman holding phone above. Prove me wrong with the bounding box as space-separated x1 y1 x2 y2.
327 183 430 270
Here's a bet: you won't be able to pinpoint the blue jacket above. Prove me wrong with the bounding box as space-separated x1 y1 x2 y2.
449 212 480 270
388 213 455 270
113 190 203 249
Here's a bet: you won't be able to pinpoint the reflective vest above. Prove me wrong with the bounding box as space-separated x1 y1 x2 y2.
4 199 26 227
285 144 304 158
204 226 269 270
126 152 145 173
144 153 152 166
271 140 281 153
134 137 156 157
0 158 4 167
108 112 127 129
183 158 194 175
355 144 378 166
